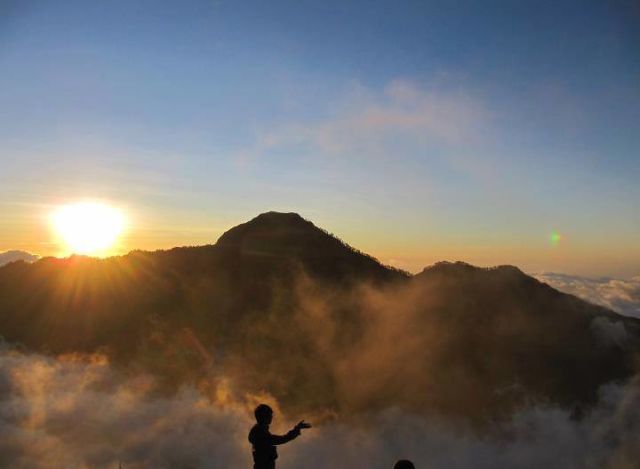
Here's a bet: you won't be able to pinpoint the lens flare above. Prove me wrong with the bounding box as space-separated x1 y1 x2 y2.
550 231 563 247
52 202 125 256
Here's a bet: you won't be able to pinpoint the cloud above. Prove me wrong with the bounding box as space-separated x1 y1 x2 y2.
286 387 640 469
0 347 253 468
0 346 639 468
238 79 490 171
534 272 640 319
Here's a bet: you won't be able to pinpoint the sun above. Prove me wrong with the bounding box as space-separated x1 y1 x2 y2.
51 202 126 256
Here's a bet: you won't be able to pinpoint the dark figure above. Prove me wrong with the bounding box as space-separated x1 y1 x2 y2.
248 403 311 469
394 460 416 469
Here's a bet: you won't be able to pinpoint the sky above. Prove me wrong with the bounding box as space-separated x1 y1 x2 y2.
0 0 638 277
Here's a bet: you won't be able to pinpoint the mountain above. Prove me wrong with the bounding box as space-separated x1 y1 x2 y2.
0 213 637 424
216 211 406 283
400 262 640 419
0 250 39 267
0 212 402 358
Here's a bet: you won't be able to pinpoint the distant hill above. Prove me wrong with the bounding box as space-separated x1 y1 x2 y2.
0 250 39 267
0 213 637 423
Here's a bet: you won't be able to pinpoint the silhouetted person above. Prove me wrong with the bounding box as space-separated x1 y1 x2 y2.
394 460 415 469
248 403 311 469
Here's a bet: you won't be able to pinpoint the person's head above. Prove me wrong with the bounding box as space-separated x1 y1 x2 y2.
394 460 415 469
254 404 273 425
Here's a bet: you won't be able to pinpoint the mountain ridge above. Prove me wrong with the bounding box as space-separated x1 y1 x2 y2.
0 211 637 423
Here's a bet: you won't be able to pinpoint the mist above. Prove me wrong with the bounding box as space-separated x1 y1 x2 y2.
0 345 638 468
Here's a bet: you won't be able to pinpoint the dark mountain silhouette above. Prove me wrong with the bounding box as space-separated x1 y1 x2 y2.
0 212 637 423
216 211 407 283
395 262 640 420
0 250 39 267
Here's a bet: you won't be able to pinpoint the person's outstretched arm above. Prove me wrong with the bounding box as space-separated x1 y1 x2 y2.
267 428 300 445
268 421 312 445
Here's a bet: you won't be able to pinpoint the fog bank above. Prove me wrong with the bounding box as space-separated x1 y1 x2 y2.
0 347 638 468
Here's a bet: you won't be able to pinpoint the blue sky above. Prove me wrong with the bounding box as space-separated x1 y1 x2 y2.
0 0 638 276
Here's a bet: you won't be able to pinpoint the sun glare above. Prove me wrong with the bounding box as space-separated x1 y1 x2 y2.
52 202 125 256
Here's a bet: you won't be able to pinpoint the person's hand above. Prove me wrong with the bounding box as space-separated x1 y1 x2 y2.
295 420 312 430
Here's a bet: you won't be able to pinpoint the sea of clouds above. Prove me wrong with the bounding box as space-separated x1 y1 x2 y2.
534 273 640 319
0 346 638 469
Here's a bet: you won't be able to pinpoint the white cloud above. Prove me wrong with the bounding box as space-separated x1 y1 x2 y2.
0 348 253 468
534 273 640 319
239 79 490 170
287 392 640 469
0 347 639 468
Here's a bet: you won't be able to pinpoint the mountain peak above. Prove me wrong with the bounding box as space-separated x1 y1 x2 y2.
251 211 307 223
215 211 318 247
216 211 404 282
